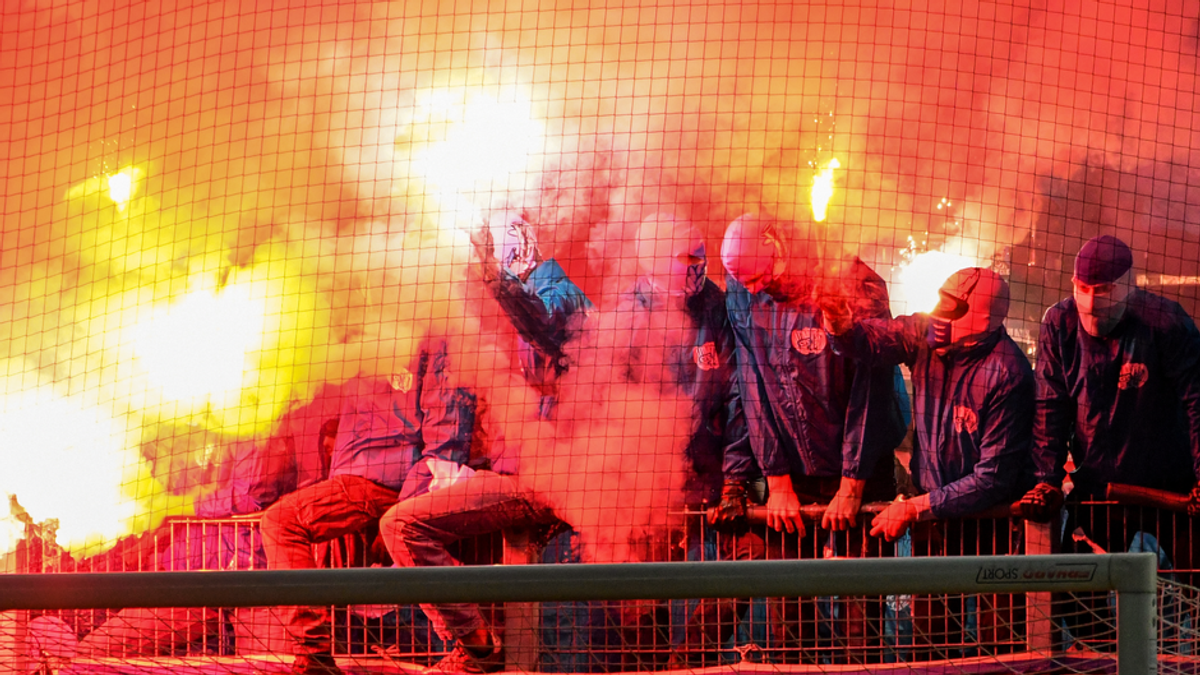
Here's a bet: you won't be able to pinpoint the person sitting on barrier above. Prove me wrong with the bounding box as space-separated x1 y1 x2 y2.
261 337 476 675
718 213 906 538
1018 235 1200 519
378 212 743 674
818 267 1035 541
470 207 592 422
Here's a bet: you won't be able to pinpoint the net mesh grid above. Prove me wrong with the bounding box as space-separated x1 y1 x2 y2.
3 0 1200 672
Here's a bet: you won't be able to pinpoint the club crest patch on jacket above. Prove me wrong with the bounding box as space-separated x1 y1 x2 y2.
791 327 827 355
1118 362 1148 390
952 405 979 434
693 341 720 371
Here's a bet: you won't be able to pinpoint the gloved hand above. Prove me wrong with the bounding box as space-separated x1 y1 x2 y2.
707 480 748 525
1017 483 1064 523
869 498 917 541
1189 481 1200 517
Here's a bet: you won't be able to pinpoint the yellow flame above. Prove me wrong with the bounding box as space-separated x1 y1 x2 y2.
896 250 979 314
131 285 266 403
810 158 841 222
0 384 137 554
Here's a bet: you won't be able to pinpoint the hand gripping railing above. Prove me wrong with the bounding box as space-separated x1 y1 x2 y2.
0 553 1158 675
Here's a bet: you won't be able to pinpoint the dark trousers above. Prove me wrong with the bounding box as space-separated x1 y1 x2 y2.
260 474 399 656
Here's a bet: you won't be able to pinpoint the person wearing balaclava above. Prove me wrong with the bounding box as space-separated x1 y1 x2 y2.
718 213 906 539
819 267 1035 541
470 208 592 422
1018 235 1200 517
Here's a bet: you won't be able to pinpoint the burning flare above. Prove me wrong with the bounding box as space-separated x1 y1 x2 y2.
810 157 841 223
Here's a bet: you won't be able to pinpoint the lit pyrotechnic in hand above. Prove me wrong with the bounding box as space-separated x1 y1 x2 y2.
1016 482 1064 523
822 476 864 531
765 476 805 535
870 496 917 541
707 480 748 525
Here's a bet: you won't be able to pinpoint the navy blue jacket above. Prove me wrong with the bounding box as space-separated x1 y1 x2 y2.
724 259 906 482
832 316 1035 518
488 259 592 412
330 339 475 499
1033 290 1200 499
629 278 749 504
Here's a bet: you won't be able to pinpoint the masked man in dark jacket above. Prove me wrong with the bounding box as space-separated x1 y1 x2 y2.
1019 234 1200 517
472 209 592 423
261 338 475 675
718 214 905 537
820 267 1035 541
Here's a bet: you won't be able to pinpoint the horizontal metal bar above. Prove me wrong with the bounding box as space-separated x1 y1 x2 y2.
0 553 1154 611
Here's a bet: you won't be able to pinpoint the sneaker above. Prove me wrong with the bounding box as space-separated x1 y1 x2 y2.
428 637 505 673
291 653 344 675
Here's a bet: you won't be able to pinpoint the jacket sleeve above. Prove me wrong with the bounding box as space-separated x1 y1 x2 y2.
829 315 925 369
488 262 590 359
725 278 790 477
839 262 906 480
1032 309 1073 486
928 363 1035 518
1161 304 1200 481
401 339 476 500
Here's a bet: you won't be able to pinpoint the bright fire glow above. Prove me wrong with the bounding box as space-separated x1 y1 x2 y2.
896 250 978 314
131 285 266 402
0 385 134 553
106 167 140 211
411 91 544 196
810 158 841 222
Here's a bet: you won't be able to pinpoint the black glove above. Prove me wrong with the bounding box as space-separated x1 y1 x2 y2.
1189 482 1200 517
1017 482 1064 523
708 480 747 525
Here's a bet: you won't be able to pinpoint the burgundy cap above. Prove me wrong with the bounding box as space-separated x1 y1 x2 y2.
1074 235 1132 285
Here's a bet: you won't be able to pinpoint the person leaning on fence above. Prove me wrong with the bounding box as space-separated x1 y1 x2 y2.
818 267 1035 541
1016 235 1200 648
718 213 907 538
1018 235 1200 517
260 337 476 675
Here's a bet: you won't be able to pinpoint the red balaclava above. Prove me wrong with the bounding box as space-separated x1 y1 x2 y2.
720 213 788 294
928 267 1010 351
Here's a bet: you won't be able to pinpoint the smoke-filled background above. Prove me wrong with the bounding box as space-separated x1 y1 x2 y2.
2 0 1199 563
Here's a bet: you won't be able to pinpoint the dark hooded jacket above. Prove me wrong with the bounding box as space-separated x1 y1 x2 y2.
724 258 906 483
831 315 1034 517
1033 289 1200 499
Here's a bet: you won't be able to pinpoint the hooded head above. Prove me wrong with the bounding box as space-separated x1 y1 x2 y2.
928 267 1010 350
720 213 788 295
1072 235 1134 337
635 213 707 298
487 209 541 277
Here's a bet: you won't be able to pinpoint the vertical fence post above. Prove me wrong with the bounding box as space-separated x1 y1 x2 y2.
502 528 540 671
1023 515 1059 654
1114 552 1157 675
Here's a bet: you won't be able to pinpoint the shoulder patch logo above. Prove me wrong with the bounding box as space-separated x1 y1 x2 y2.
694 341 720 371
389 369 415 393
1118 362 1148 390
791 327 827 355
953 405 979 434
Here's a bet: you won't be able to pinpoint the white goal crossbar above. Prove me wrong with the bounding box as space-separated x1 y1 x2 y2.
0 553 1158 675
